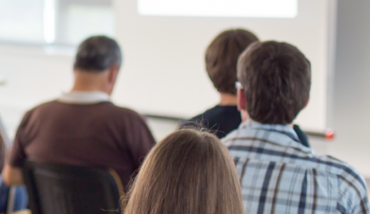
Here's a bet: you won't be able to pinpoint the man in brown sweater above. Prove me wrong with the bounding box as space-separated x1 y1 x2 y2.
2 36 156 191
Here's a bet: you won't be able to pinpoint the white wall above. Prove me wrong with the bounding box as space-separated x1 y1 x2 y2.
0 0 336 140
330 0 370 177
113 0 335 132
0 45 74 138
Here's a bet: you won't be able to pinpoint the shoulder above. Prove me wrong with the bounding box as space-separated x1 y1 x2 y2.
188 107 217 123
181 107 217 129
316 154 365 186
299 152 366 188
109 103 136 114
31 100 59 110
317 155 367 200
335 158 367 191
221 128 242 147
108 104 145 121
21 100 59 120
13 101 59 133
186 106 233 127
333 158 369 213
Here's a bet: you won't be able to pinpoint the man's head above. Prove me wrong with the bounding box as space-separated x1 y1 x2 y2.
237 41 311 124
205 29 259 95
73 36 122 95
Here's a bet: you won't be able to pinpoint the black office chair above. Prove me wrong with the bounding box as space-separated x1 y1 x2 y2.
22 161 123 214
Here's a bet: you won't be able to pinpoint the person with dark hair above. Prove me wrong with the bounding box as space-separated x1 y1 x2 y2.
224 41 369 214
182 29 259 138
2 36 156 191
123 129 244 214
182 29 310 146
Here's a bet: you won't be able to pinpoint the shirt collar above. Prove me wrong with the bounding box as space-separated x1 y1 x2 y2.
57 91 110 104
240 119 300 142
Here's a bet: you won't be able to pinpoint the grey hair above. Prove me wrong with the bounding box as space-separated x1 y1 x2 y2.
74 35 122 72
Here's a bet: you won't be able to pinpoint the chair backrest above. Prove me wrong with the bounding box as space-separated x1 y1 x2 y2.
22 161 121 214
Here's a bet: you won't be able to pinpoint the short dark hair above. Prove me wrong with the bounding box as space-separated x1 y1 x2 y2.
205 29 259 95
237 41 311 124
73 36 122 72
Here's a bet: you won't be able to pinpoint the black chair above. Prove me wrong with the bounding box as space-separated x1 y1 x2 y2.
22 161 123 214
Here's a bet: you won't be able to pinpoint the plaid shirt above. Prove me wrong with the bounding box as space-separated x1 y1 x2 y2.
222 120 369 214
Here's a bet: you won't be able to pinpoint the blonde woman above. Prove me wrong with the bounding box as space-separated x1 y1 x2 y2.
123 129 244 214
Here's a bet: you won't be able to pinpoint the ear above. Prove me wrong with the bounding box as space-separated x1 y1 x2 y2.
238 89 250 122
304 96 310 108
237 89 247 111
107 65 119 84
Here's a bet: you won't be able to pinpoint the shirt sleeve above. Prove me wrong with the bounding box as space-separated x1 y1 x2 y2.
125 114 156 170
337 168 370 214
8 111 33 168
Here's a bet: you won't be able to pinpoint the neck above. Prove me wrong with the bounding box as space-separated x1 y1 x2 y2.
219 93 237 106
72 70 110 94
72 84 103 92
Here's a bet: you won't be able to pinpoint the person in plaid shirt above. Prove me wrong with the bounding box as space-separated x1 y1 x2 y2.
223 41 369 214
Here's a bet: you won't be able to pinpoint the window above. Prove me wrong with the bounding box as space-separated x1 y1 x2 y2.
138 0 298 18
55 0 114 46
0 0 45 44
0 0 114 46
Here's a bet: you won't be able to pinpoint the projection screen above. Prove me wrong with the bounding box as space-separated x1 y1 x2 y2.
113 0 337 132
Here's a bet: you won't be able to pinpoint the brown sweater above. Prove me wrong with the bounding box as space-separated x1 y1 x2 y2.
9 101 156 190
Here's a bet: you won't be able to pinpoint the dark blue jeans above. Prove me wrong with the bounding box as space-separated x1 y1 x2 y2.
0 176 28 212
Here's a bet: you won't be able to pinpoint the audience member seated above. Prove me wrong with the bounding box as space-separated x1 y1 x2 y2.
182 29 259 138
0 133 28 213
2 36 156 192
123 129 244 214
181 29 310 147
223 41 369 214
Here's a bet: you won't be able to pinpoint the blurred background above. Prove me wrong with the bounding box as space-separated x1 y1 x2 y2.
0 0 369 182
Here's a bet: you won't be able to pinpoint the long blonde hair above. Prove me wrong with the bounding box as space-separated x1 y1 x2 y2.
123 129 244 214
